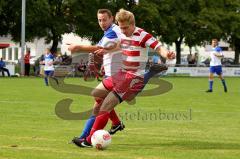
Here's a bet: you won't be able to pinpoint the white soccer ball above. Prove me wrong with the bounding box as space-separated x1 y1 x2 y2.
91 130 111 150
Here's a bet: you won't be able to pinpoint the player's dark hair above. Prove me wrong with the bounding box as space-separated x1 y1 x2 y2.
97 9 112 17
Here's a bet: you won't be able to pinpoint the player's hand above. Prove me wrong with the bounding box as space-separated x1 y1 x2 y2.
167 51 175 60
94 48 107 55
40 61 45 65
67 43 79 53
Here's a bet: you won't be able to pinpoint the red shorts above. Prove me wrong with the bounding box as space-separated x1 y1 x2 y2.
102 70 144 101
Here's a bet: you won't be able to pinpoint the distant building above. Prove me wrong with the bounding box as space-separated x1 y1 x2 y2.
0 34 235 64
0 33 91 64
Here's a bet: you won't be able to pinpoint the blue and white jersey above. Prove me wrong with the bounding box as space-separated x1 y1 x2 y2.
97 24 123 77
44 53 54 71
210 46 223 66
152 55 160 64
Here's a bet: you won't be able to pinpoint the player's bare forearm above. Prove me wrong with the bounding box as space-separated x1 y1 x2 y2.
214 53 224 58
156 46 175 59
94 42 121 55
68 44 101 53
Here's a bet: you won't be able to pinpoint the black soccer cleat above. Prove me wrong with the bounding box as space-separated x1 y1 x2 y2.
149 64 168 74
71 137 92 148
224 87 227 93
206 89 213 93
108 121 125 135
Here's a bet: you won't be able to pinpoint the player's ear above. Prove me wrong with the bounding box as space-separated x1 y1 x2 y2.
110 15 114 22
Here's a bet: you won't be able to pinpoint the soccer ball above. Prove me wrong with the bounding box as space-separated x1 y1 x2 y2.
91 130 111 150
15 73 20 77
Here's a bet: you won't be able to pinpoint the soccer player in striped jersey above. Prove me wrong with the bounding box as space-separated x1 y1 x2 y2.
75 9 175 148
206 39 227 92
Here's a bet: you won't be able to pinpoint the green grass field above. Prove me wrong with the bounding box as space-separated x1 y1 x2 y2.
0 77 240 159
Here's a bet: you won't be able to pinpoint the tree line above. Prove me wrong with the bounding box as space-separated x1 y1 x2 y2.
0 0 240 64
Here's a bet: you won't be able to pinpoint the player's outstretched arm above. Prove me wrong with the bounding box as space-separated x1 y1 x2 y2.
67 44 102 54
94 42 121 55
156 46 175 60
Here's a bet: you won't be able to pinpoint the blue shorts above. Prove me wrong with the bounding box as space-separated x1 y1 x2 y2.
210 66 222 75
44 70 54 76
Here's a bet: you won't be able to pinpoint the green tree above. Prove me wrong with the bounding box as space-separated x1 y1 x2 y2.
120 0 204 64
70 0 139 43
220 0 240 64
2 0 76 54
0 0 10 36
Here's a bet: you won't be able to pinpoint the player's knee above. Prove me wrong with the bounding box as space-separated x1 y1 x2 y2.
91 88 99 97
92 105 100 115
94 97 103 105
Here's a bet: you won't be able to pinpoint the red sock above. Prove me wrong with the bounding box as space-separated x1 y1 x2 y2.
95 98 103 105
109 109 120 126
86 111 110 143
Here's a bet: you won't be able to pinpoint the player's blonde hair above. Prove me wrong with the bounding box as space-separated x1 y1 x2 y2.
115 8 135 25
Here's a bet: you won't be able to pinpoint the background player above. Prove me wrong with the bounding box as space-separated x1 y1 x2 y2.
206 39 227 92
40 48 58 86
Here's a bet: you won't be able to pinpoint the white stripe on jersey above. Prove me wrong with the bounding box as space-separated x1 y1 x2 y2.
120 27 160 76
98 24 122 76
210 46 223 66
44 53 54 71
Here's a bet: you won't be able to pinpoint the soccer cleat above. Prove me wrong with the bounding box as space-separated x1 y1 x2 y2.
224 87 227 93
206 89 213 93
108 121 125 135
149 64 168 74
71 137 92 148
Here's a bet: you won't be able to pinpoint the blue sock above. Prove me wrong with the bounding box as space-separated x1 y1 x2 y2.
209 80 213 90
144 71 156 84
79 115 96 139
44 77 48 86
221 79 227 89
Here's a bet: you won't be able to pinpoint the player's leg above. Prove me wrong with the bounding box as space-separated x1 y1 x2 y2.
79 102 101 139
78 82 109 139
206 67 214 92
2 68 10 77
85 92 120 144
44 71 49 86
0 68 4 76
49 71 59 85
83 74 144 146
216 66 227 92
73 91 120 147
99 76 124 135
78 80 123 139
144 64 168 84
108 109 125 135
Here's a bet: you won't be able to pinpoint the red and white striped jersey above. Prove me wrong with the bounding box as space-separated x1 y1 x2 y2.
120 27 161 76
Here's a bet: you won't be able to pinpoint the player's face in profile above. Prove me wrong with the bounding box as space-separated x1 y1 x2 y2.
97 13 113 31
118 21 135 37
211 40 218 47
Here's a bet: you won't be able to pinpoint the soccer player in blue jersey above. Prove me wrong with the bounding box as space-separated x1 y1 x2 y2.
68 9 125 142
206 39 227 93
40 48 58 86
